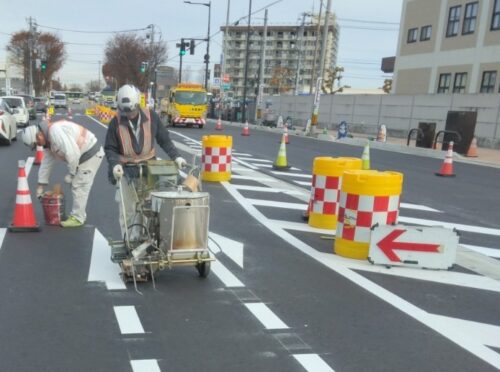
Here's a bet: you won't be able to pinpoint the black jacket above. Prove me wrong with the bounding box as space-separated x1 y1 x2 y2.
104 108 180 184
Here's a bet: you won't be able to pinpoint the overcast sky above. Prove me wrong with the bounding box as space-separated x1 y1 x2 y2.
0 0 403 90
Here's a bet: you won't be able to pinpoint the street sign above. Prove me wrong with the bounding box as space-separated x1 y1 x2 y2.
222 83 231 91
222 74 231 83
368 225 458 270
213 77 221 87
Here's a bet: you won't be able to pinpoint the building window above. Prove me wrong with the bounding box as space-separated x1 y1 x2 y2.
446 6 461 37
437 73 451 93
453 72 467 93
462 2 478 34
420 25 432 41
480 71 497 93
492 0 500 30
407 28 418 43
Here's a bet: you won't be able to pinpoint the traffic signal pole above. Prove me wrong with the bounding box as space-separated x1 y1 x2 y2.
179 38 184 83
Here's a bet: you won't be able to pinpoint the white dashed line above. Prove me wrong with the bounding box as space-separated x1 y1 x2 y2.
293 354 335 372
244 303 289 330
211 261 245 287
113 306 145 334
271 171 312 178
130 359 161 372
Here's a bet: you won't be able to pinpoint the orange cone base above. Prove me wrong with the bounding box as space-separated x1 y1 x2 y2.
272 164 291 170
8 223 40 232
435 172 456 177
241 133 250 136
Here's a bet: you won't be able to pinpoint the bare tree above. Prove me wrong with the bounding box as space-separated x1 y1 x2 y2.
6 31 66 95
269 67 294 94
85 80 101 92
103 33 167 91
68 84 83 92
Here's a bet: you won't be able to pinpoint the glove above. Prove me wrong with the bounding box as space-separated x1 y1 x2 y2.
175 157 187 169
36 185 44 199
113 164 124 181
64 174 74 184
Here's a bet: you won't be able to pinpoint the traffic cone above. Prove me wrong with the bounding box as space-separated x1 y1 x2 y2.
241 121 250 136
283 126 290 144
466 137 478 157
435 141 456 177
361 141 370 170
8 160 40 232
34 145 44 165
215 117 223 130
376 124 387 142
272 135 291 170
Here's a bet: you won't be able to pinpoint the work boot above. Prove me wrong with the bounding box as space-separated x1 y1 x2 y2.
60 216 84 228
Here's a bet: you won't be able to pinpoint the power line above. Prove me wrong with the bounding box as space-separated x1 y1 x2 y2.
338 17 399 25
36 23 150 34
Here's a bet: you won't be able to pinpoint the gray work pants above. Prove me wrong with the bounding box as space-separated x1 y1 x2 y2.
70 147 104 223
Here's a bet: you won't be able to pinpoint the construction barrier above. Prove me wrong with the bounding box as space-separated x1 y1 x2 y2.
201 135 232 182
85 107 96 115
307 157 362 230
334 170 403 260
94 105 115 125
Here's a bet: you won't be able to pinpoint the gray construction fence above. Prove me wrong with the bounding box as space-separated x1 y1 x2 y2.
260 93 500 149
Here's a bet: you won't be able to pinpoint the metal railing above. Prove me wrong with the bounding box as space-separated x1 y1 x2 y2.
433 130 462 150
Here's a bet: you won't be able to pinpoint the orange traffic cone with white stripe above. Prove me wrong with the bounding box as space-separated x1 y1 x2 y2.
34 145 44 165
272 135 291 170
435 141 456 177
8 160 40 232
241 121 250 136
283 126 290 144
466 137 478 157
215 117 223 131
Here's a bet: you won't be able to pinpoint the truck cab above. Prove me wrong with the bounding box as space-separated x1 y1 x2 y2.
167 83 208 128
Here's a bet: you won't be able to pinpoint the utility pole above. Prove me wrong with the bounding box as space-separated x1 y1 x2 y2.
255 8 268 124
220 0 230 108
205 1 211 91
149 24 155 99
242 0 252 123
179 38 185 83
294 13 308 96
310 0 323 94
98 60 101 91
309 0 331 135
27 17 35 96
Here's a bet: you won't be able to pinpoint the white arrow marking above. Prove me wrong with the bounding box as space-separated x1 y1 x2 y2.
209 231 244 269
0 228 6 250
87 229 126 290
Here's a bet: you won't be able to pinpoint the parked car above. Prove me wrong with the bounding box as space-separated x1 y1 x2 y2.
0 98 18 145
0 96 29 127
53 93 67 108
16 94 36 119
34 97 49 113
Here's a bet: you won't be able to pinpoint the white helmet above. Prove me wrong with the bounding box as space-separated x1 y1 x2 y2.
22 125 39 149
117 84 140 113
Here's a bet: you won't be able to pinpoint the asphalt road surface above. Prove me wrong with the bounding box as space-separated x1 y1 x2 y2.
0 107 499 372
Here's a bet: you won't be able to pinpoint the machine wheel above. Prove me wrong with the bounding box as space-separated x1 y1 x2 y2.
196 261 210 278
198 124 203 129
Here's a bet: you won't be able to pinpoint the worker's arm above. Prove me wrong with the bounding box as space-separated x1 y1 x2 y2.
152 110 180 160
38 149 56 185
104 117 122 184
50 125 82 176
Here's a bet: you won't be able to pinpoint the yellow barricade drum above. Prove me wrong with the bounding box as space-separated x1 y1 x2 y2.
201 135 232 182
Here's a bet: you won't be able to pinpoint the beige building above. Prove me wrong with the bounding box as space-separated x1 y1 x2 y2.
393 0 500 94
220 15 339 97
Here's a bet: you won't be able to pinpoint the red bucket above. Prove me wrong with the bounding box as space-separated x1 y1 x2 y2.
41 194 66 225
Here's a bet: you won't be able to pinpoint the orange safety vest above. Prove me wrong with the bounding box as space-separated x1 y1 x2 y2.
116 108 156 164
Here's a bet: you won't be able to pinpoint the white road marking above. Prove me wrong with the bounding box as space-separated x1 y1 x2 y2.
231 175 280 182
87 229 126 290
209 232 244 268
113 306 145 334
399 216 500 236
247 199 306 210
233 185 303 196
254 163 273 168
237 157 273 163
130 360 161 372
271 171 312 179
233 152 252 156
211 261 245 287
85 114 108 129
222 181 500 369
25 156 34 177
293 354 335 372
233 158 258 170
294 180 311 186
0 228 6 250
400 203 441 212
461 244 500 258
269 220 335 235
244 303 289 330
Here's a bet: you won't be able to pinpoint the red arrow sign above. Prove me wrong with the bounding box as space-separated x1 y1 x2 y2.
376 229 441 262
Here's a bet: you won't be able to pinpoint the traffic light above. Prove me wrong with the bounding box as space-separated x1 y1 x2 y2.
382 79 392 93
180 38 186 56
204 54 209 64
190 39 195 55
41 60 47 71
140 61 148 73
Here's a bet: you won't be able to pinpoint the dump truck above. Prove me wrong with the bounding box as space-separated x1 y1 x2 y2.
162 83 208 128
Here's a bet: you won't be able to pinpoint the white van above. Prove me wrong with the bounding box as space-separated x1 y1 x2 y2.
0 96 30 127
53 93 67 108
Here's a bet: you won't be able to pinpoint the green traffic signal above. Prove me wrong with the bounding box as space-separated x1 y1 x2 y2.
41 60 47 71
180 49 186 56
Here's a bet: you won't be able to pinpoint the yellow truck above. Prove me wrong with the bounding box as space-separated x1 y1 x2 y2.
162 83 208 128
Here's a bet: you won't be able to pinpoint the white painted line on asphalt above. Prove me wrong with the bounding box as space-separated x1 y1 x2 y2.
222 181 500 369
233 152 252 156
271 171 312 178
461 244 500 258
87 229 126 290
400 203 441 212
211 261 245 287
233 185 303 196
209 232 244 268
114 306 145 334
294 180 311 186
244 303 289 330
293 354 335 372
85 114 108 129
399 216 500 237
237 157 273 163
130 360 161 372
269 220 335 235
0 228 6 250
254 163 273 168
233 158 258 170
25 156 34 177
231 175 280 182
247 199 306 210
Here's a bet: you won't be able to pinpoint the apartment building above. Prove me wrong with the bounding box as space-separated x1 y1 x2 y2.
393 0 500 94
220 15 339 97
